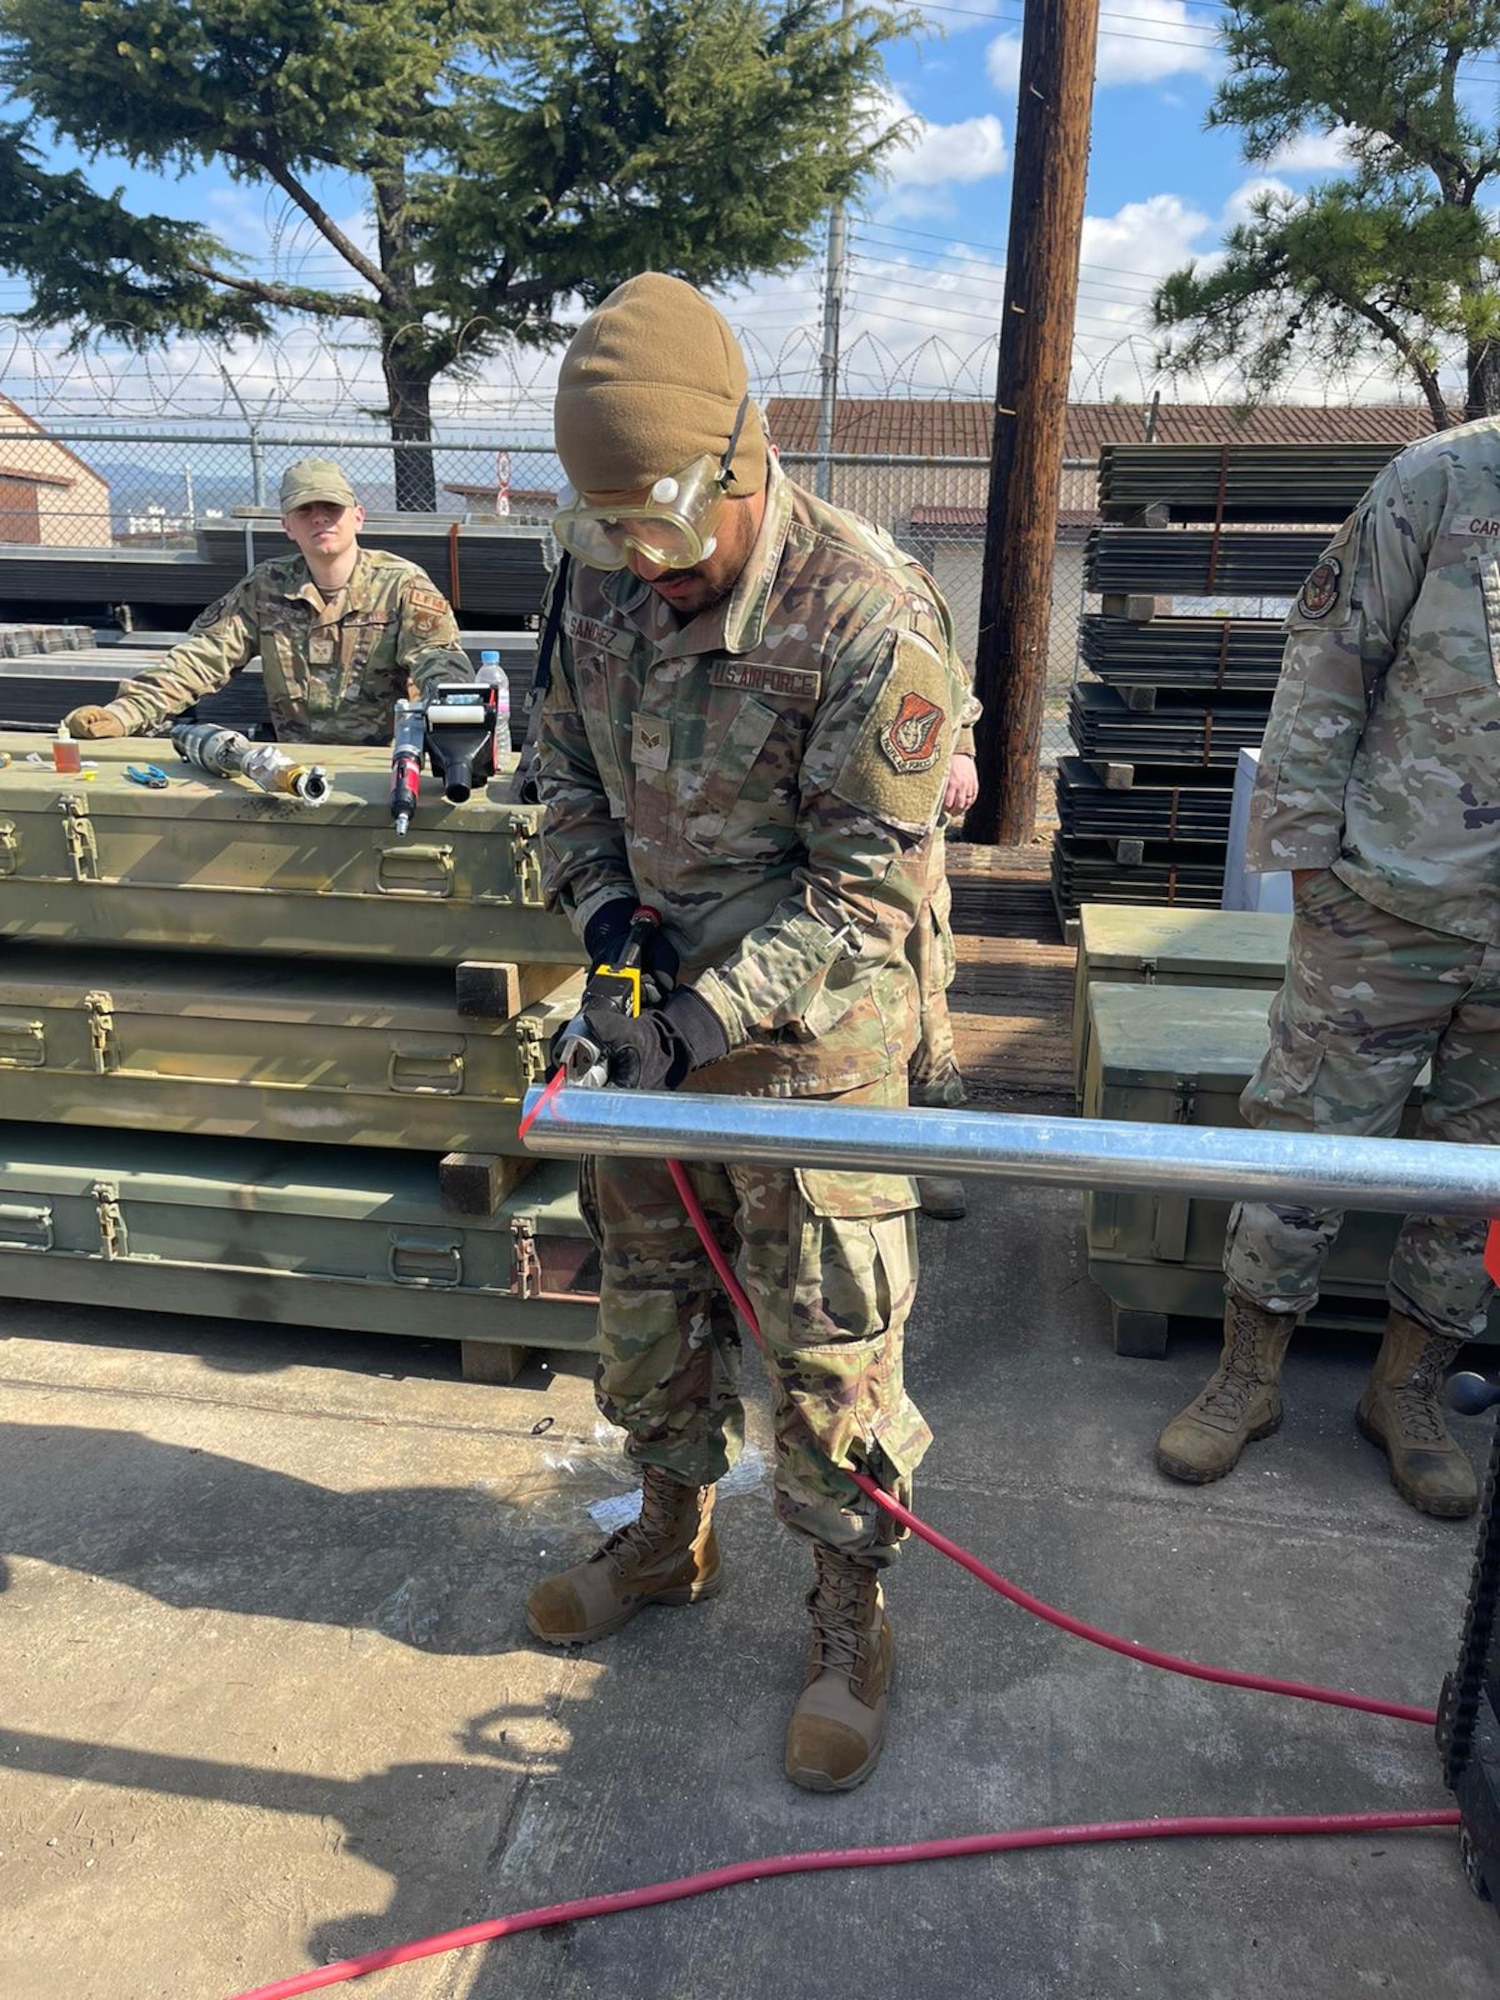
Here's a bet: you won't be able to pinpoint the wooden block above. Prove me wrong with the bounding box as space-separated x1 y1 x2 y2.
439 1150 535 1216
1101 761 1135 791
461 1339 530 1385
1113 837 1146 867
455 958 577 1019
1062 916 1081 948
1121 684 1157 712
1112 1305 1169 1359
1101 593 1158 622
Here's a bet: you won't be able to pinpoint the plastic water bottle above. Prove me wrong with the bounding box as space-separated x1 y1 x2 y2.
476 647 510 746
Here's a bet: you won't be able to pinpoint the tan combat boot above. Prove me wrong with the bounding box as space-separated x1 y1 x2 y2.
917 1177 967 1220
1155 1294 1298 1484
1356 1309 1478 1519
784 1545 892 1792
524 1466 722 1645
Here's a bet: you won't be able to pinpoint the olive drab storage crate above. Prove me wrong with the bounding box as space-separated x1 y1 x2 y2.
0 946 582 1154
1080 980 1500 1358
0 730 581 967
0 1129 599 1351
1071 903 1291 1098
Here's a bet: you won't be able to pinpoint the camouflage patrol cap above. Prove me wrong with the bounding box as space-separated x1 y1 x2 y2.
279 458 358 511
554 273 767 500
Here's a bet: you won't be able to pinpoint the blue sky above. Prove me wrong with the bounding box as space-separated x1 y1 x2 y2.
3 2 1493 429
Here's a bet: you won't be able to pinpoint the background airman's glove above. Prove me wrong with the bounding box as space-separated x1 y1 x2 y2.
62 705 127 740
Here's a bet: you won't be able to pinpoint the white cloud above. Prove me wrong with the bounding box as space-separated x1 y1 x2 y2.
875 86 1008 190
984 35 1022 97
988 0 1218 99
1265 125 1358 173
1219 173 1295 229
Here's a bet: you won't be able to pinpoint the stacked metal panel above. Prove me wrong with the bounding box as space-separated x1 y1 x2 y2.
1055 757 1235 845
1097 441 1396 523
0 631 539 742
1053 441 1380 924
1078 615 1284 692
1085 527 1326 598
0 727 593 1372
1066 683 1268 766
0 519 550 622
198 521 550 620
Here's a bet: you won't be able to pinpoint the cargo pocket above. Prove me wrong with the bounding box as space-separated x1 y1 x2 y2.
261 632 307 712
1240 1009 1323 1132
336 618 392 703
574 653 630 817
682 696 789 858
794 1168 918 1221
1404 556 1500 700
775 1174 929 1482
1473 554 1500 690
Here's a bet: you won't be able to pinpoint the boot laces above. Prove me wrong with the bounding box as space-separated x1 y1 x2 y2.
1196 1367 1263 1424
1387 1341 1450 1446
599 1472 697 1570
808 1554 876 1678
1196 1316 1271 1421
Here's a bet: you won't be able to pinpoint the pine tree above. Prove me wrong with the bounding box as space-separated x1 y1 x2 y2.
1153 0 1500 427
0 0 910 504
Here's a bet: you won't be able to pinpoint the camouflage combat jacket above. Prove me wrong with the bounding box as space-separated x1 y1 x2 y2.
1249 416 1500 946
537 458 970 1096
108 548 471 745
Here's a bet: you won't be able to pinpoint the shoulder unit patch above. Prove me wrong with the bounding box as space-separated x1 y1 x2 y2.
878 689 947 774
1295 556 1341 621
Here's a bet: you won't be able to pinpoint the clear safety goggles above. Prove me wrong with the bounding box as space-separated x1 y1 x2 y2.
552 397 749 571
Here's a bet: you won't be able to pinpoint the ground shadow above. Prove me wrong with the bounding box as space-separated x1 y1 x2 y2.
0 1419 608 1654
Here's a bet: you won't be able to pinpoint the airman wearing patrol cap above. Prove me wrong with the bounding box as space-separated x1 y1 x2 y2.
64 457 472 746
525 273 974 1795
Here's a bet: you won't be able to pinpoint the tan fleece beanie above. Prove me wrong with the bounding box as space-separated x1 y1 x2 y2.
554 273 767 501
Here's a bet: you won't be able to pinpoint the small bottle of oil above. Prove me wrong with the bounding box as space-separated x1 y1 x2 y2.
52 722 81 774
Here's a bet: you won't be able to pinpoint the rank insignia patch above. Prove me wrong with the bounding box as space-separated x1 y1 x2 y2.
878 690 947 774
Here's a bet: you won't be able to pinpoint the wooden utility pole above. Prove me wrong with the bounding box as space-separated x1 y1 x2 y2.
968 0 1099 846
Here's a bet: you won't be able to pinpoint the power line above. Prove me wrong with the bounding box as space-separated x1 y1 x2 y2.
852 223 1168 296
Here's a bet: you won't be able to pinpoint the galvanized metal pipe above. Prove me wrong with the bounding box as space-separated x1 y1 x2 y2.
520 1088 1500 1221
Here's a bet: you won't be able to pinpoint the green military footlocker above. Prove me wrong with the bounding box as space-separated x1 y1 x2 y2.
0 944 581 1155
1071 903 1291 1099
0 730 582 967
0 1126 599 1369
1080 980 1500 1358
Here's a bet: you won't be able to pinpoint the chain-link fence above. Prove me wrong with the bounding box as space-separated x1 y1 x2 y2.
778 449 1090 772
0 420 1091 774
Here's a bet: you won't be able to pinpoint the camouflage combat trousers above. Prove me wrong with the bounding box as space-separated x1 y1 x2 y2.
907 828 966 1110
579 1074 930 1565
1224 868 1500 1339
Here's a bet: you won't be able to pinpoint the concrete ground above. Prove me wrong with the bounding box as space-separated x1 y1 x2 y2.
2 1171 1497 2000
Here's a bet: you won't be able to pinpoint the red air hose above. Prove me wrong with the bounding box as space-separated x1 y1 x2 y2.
227 1812 1460 1999
219 1131 1460 2000
665 1162 1438 1728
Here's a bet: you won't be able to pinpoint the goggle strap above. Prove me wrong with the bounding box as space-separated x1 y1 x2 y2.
718 393 750 490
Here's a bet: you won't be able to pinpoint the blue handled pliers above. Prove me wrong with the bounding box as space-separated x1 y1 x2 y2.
125 763 169 789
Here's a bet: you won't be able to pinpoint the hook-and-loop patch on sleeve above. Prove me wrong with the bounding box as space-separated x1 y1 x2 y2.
1286 515 1361 630
831 630 953 834
406 585 454 638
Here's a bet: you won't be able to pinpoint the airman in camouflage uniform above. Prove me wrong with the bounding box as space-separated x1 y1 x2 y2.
906 699 980 1220
63 458 471 746
1157 417 1500 1518
525 274 968 1792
